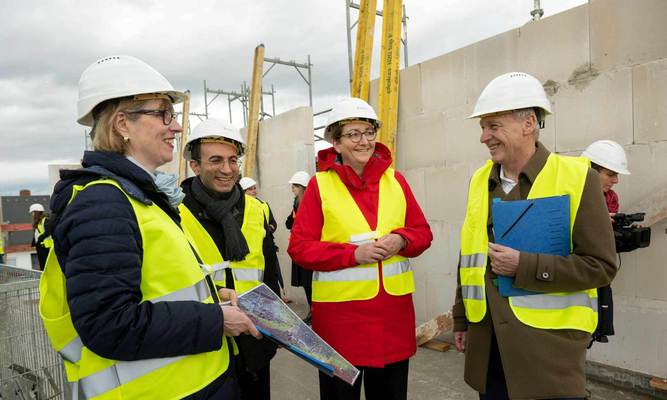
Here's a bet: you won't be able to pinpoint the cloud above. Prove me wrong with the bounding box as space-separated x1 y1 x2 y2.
0 0 586 193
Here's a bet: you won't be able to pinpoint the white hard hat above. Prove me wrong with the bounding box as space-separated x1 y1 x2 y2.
29 203 45 213
77 55 185 127
581 140 630 175
323 97 382 143
184 118 246 160
289 171 311 187
239 177 257 191
469 72 552 121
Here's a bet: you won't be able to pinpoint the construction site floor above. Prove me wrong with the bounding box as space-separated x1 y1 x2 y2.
270 303 653 400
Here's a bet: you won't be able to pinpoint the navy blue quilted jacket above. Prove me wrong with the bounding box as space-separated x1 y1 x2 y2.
50 151 228 379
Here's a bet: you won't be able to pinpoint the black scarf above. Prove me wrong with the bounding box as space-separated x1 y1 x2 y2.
190 176 249 261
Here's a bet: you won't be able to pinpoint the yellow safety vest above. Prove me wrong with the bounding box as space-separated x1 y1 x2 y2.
36 217 54 248
460 154 599 333
39 179 232 400
312 168 414 302
179 195 266 295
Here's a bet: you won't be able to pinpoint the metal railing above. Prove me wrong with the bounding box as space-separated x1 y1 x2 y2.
0 264 65 399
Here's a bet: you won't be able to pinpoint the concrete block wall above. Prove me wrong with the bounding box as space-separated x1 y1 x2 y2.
254 107 316 305
375 0 667 378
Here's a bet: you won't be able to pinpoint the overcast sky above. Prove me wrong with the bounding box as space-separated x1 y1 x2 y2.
0 0 586 195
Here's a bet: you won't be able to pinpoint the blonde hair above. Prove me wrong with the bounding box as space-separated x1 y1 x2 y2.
91 98 160 154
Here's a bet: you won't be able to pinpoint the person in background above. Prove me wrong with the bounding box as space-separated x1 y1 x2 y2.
240 176 290 303
40 55 258 400
581 140 630 218
453 72 617 399
288 97 432 400
581 139 630 345
285 171 313 323
240 177 277 233
30 203 52 270
0 232 5 264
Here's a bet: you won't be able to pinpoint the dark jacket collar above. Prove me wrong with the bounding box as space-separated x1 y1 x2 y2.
488 141 550 190
316 142 393 189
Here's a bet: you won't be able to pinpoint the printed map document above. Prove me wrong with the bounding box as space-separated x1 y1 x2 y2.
237 283 360 385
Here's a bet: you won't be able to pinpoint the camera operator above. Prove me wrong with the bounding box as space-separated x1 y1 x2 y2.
581 140 630 345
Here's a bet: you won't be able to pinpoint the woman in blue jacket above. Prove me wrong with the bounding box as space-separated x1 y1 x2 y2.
40 55 259 400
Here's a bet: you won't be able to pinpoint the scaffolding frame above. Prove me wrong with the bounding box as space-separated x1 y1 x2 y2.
203 80 276 126
263 55 313 108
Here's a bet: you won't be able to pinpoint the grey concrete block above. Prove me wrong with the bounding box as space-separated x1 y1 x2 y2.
398 63 423 120
633 59 667 143
552 67 633 152
590 0 667 71
424 165 469 223
517 4 590 84
396 112 447 170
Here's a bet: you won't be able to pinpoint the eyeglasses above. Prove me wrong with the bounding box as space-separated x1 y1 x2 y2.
340 129 377 143
124 109 176 125
198 157 241 169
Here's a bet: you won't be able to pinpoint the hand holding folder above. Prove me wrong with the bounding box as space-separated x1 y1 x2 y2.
491 195 570 297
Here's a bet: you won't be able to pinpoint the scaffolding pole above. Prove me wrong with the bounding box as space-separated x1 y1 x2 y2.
243 44 265 179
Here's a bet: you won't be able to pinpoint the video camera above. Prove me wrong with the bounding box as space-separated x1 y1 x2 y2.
613 212 651 253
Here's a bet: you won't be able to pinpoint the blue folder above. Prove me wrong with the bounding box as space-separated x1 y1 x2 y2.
491 195 570 297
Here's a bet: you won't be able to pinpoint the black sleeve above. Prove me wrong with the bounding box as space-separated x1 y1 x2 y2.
54 184 224 361
285 212 294 230
267 205 277 232
261 223 281 295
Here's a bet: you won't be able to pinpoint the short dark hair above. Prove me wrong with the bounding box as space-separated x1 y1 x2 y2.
190 140 202 162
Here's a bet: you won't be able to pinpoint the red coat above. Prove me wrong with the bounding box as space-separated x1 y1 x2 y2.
287 143 432 367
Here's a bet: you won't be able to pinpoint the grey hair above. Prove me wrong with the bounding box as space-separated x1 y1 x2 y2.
512 108 540 141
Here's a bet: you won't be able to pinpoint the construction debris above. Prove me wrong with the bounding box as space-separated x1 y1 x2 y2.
415 311 453 346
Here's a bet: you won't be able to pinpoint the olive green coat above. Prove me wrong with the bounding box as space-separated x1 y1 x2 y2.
453 142 617 399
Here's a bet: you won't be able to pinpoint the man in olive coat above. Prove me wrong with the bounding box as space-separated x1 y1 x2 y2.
453 72 617 399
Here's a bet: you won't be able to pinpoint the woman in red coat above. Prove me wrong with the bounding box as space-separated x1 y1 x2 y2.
287 97 432 400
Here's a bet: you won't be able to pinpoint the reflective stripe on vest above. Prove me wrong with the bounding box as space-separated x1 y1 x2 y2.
36 217 53 248
313 168 414 302
460 154 599 333
179 195 267 294
40 179 231 399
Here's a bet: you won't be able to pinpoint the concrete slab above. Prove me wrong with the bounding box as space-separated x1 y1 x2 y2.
633 219 667 302
517 4 590 84
552 67 633 152
400 168 426 212
396 112 447 170
621 142 667 216
398 64 423 120
424 164 470 223
588 294 667 379
633 59 667 143
420 47 468 114
464 30 520 107
590 0 667 71
441 107 489 166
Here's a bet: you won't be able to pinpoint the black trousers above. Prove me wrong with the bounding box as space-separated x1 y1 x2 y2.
238 363 271 400
304 286 313 306
319 359 409 400
480 334 584 400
